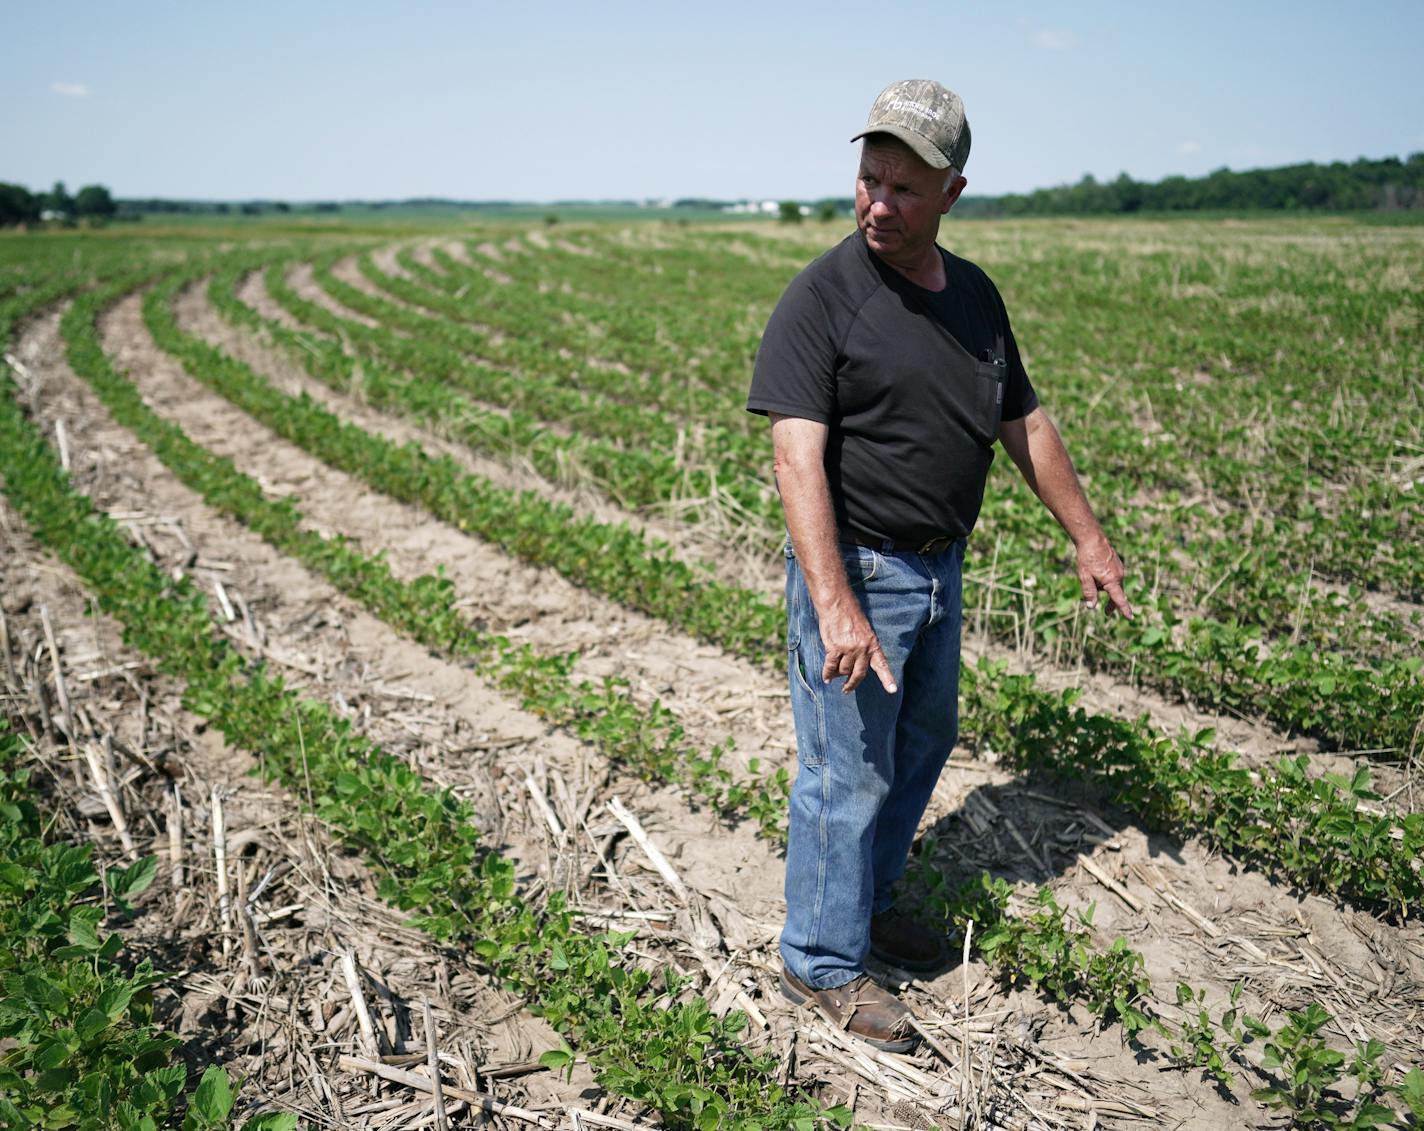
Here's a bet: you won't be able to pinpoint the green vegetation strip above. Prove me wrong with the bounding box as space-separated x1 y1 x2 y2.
0 721 292 1131
312 250 779 511
205 257 1422 918
232 260 748 539
3 281 841 1131
960 662 1423 917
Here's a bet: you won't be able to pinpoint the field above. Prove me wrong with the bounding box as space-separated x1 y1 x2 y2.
1 213 1421 1130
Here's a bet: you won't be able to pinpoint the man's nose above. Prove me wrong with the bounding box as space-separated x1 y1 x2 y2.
869 194 894 216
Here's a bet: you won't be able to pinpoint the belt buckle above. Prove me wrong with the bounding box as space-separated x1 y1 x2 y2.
918 536 950 555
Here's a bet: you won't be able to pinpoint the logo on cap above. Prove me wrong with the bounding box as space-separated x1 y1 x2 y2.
852 79 971 173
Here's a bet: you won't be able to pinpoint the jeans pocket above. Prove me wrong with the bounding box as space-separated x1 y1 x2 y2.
790 641 827 767
791 640 818 698
840 545 880 589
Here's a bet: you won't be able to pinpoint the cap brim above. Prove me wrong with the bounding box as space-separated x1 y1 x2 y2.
850 124 952 169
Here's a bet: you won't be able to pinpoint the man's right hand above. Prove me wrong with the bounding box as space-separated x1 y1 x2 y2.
819 597 898 694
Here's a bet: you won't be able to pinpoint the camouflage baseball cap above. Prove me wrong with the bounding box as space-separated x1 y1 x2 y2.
851 79 971 172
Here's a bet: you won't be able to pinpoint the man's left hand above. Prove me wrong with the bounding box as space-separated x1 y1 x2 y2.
1076 537 1132 618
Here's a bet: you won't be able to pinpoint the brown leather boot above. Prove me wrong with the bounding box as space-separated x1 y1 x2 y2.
779 968 918 1053
869 908 948 973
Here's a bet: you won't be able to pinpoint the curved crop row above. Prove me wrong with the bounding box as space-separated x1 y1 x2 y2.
257 259 771 521
85 269 792 841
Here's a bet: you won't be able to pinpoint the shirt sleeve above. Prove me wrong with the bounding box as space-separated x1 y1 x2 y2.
746 275 837 422
1000 320 1038 421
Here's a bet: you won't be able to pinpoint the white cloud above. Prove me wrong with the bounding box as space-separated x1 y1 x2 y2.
51 81 91 98
1177 140 1201 156
1033 28 1079 50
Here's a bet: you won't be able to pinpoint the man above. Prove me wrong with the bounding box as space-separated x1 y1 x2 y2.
746 79 1131 1053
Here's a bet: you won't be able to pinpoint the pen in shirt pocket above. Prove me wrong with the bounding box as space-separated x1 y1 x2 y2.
979 349 1006 404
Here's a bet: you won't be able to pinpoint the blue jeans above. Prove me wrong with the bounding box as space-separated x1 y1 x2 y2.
780 538 965 989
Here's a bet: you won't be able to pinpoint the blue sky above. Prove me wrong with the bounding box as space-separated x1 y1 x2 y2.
5 0 1422 201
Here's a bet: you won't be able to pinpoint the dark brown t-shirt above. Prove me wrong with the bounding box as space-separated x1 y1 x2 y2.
747 231 1037 544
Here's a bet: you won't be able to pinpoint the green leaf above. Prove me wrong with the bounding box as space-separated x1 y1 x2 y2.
1396 1067 1424 1118
188 1065 234 1125
241 1114 298 1131
66 913 101 953
74 1006 112 1041
1349 1102 1398 1130
97 983 134 1020
33 1037 75 1070
538 1042 572 1071
108 855 158 902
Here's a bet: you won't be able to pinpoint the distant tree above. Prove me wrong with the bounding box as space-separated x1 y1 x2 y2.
816 201 838 222
239 202 261 215
778 200 803 224
272 200 291 213
0 182 40 226
74 184 116 218
1110 172 1143 213
544 212 560 226
43 180 74 217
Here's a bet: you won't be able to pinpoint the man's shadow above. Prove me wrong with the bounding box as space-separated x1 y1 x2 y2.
875 757 1202 1069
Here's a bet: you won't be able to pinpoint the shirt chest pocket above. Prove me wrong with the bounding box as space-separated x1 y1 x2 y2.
967 359 1005 445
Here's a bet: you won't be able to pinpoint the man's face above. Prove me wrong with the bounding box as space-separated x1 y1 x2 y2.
855 140 966 266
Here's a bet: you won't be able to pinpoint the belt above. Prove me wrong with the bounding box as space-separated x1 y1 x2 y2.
839 527 958 555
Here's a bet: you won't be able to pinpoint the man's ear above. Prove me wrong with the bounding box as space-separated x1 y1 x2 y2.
942 175 968 214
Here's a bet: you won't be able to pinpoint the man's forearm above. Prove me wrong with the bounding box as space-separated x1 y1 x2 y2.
1001 407 1131 616
775 458 856 616
1006 410 1109 550
770 413 899 690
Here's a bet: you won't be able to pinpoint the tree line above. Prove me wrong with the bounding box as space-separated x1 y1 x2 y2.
7 153 1422 229
0 181 116 226
974 153 1424 216
760 153 1424 220
0 182 341 227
